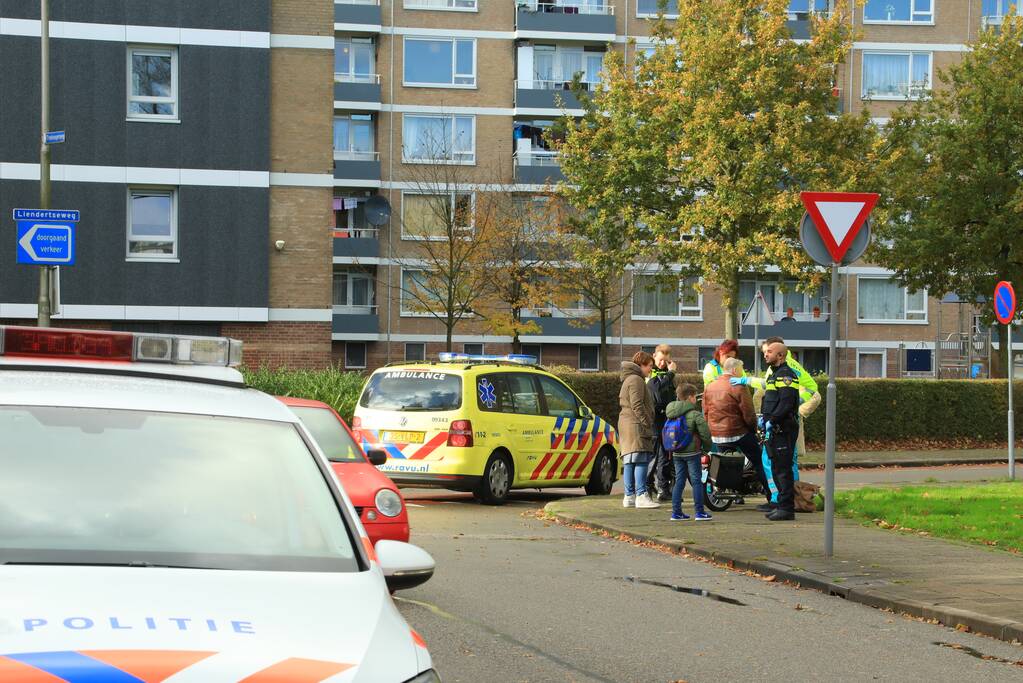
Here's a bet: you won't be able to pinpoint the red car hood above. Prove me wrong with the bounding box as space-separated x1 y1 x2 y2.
331 461 396 507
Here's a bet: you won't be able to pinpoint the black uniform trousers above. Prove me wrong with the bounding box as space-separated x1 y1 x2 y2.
766 420 799 512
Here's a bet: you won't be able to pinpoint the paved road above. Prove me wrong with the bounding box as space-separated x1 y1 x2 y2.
396 479 1023 682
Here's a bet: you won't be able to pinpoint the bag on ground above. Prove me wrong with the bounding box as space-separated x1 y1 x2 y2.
794 481 822 513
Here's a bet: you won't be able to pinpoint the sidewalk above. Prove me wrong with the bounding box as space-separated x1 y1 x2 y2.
801 447 1009 468
545 496 1023 644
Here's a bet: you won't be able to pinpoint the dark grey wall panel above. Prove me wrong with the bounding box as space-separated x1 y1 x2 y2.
0 37 269 170
0 0 270 32
515 88 582 110
0 180 269 308
333 314 379 335
334 159 381 181
334 81 382 102
334 4 382 25
515 8 615 35
333 237 379 259
741 319 830 341
514 164 565 185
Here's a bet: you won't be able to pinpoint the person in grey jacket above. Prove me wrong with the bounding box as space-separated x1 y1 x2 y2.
664 383 713 521
618 351 660 509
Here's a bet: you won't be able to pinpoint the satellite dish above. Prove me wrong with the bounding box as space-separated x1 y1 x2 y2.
364 196 392 226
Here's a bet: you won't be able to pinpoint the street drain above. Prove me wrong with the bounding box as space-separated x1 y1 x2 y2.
621 576 747 606
933 642 1023 667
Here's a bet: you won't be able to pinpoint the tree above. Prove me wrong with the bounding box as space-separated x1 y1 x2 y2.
872 13 1023 375
557 0 877 339
395 153 500 352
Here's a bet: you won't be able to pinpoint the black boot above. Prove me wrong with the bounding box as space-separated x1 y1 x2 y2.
766 508 795 521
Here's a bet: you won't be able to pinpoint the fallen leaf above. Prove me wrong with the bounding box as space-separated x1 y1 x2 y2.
762 575 777 582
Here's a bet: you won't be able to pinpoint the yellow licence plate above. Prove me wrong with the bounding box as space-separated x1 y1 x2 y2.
382 430 425 444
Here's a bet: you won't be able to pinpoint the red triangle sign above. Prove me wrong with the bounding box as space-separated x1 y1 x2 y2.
800 191 879 263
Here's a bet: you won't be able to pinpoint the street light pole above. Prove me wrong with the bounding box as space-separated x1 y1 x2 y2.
37 0 52 327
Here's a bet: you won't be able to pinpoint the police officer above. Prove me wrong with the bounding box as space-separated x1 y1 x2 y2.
760 341 800 521
646 344 677 500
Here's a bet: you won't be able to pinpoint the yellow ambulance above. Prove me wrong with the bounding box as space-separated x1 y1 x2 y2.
353 353 620 504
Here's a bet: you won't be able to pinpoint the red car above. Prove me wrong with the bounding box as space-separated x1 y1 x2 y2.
277 396 410 545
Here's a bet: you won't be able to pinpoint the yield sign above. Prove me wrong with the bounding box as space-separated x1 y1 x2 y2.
800 192 879 263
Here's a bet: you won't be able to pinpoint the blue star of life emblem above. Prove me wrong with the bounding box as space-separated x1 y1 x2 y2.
478 378 497 408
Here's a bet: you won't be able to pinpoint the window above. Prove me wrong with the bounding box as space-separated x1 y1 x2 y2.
405 343 426 361
333 115 375 160
984 0 1015 22
477 373 542 414
463 343 484 355
127 189 176 260
405 0 478 10
334 38 375 82
127 47 177 121
632 274 701 319
289 407 364 463
864 0 933 23
403 115 475 163
788 0 830 14
579 345 599 372
538 375 579 418
857 350 886 378
403 37 476 87
637 0 678 16
739 279 830 322
401 192 474 239
862 52 931 99
857 278 927 323
345 342 367 370
333 268 376 313
333 197 374 238
360 369 463 411
520 343 542 365
401 269 440 316
532 45 605 90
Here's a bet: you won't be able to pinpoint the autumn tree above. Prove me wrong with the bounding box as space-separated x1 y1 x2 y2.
872 12 1023 374
557 0 877 338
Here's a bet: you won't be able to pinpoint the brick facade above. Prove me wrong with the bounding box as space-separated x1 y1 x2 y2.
225 321 333 369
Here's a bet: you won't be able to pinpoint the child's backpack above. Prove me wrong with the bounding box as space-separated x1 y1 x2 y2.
661 412 694 454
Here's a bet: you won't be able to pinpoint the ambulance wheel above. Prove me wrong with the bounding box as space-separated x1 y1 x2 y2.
474 451 512 505
704 483 732 512
585 449 616 495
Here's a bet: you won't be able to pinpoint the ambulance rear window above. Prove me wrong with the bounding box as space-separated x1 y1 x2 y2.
360 370 462 411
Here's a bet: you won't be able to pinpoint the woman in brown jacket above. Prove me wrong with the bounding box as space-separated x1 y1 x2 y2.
618 351 660 509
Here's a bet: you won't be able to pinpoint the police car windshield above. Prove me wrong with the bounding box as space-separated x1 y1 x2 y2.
0 406 359 572
360 370 462 411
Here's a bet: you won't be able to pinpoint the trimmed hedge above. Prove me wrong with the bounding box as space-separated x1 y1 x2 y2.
243 366 1023 444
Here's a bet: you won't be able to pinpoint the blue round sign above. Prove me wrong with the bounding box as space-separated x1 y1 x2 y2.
994 281 1016 325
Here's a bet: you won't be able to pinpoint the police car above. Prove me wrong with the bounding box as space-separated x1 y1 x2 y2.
0 325 439 682
354 353 620 504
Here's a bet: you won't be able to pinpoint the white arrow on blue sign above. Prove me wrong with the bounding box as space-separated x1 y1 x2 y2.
16 222 75 265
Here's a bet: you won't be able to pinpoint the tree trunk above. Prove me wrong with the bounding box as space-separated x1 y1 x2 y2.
599 308 608 371
512 331 521 354
722 270 740 340
445 323 453 353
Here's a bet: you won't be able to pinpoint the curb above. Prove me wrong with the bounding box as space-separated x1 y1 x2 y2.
547 506 1023 646
800 458 1004 470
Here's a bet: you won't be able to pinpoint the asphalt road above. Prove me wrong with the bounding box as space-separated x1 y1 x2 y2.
395 467 1023 682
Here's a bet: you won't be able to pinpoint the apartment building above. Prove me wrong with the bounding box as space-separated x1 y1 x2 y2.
330 0 1004 378
0 1 335 367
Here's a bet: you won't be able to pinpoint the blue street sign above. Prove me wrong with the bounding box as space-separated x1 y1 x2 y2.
44 130 65 144
16 221 75 265
13 208 80 222
994 281 1016 325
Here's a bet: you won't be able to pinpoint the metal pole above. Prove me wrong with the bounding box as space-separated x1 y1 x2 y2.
37 0 52 327
1009 324 1016 480
754 290 761 375
824 263 839 558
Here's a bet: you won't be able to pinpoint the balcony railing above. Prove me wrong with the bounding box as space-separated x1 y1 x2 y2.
334 73 381 84
333 150 380 161
515 78 599 91
405 0 478 9
514 150 561 167
333 226 379 239
517 1 614 15
333 304 378 314
335 0 379 5
514 151 565 184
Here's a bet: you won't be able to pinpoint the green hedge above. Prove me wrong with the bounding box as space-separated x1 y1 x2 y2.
243 366 1023 444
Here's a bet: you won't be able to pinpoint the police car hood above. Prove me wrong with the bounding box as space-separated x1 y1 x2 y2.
0 565 427 681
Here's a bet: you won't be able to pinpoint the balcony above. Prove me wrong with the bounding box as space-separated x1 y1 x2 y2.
740 317 830 342
333 226 379 259
515 1 616 37
334 151 381 185
333 306 379 335
335 0 382 28
515 79 595 111
514 151 565 185
334 74 381 106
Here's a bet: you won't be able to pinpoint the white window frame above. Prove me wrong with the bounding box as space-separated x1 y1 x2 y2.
631 273 703 321
400 268 438 317
856 276 929 325
636 0 679 18
861 51 932 101
332 268 376 313
401 114 476 164
578 345 600 372
400 191 475 241
402 37 477 89
863 0 934 25
126 187 178 262
333 114 376 160
126 46 179 122
856 349 887 378
405 342 427 361
404 0 478 11
345 342 368 370
334 37 377 83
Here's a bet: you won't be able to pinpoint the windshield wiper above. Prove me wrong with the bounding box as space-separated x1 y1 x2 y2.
1 560 222 570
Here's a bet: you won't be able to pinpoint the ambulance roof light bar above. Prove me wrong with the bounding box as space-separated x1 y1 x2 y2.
0 326 243 367
437 352 538 365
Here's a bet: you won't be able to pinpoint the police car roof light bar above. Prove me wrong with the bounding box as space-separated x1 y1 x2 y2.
437 352 538 365
0 325 243 367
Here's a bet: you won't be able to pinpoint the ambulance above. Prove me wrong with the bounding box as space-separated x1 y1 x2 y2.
353 353 620 504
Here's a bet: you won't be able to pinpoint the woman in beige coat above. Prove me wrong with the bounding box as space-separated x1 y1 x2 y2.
618 351 659 509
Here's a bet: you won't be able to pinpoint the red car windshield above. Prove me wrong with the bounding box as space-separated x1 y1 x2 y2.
291 406 366 463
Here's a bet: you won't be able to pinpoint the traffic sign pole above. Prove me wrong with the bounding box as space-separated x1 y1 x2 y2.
994 281 1017 480
1009 324 1015 480
824 263 839 558
38 0 52 327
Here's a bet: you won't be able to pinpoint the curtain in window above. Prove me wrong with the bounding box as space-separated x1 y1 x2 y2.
910 54 930 93
403 194 449 239
559 51 583 83
332 272 349 306
633 275 676 316
858 279 905 320
333 118 350 152
534 49 555 86
584 54 604 85
405 116 449 159
453 117 473 157
863 53 909 97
